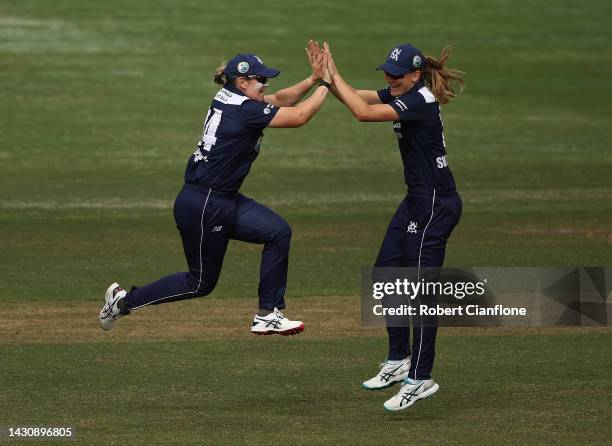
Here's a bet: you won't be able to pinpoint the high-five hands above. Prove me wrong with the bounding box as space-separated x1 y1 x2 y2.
323 42 337 79
306 40 325 82
306 40 333 84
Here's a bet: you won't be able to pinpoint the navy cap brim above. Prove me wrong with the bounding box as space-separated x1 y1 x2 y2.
376 62 410 76
254 66 280 78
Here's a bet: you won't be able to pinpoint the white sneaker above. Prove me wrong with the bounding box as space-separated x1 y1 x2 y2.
250 307 304 336
383 378 439 412
362 358 411 390
99 283 128 331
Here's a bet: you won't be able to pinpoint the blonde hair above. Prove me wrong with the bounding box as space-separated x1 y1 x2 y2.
213 61 228 86
423 46 465 105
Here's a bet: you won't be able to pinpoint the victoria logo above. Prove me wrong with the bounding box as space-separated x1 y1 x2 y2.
389 48 402 61
193 147 207 163
237 61 250 73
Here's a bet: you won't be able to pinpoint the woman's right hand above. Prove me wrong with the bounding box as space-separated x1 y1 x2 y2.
306 40 325 82
324 42 337 80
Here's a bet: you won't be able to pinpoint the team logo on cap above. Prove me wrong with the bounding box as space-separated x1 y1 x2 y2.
254 55 263 64
389 48 402 61
237 61 250 74
413 55 422 68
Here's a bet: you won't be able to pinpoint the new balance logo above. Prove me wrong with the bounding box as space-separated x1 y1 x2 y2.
212 226 223 232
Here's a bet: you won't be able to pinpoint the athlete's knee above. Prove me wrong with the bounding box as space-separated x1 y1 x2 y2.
193 282 216 298
274 221 292 241
186 273 219 297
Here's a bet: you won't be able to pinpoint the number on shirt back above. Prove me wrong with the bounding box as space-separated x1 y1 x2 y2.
194 107 223 163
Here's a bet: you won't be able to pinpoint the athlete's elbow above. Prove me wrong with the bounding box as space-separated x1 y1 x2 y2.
349 106 369 121
354 111 370 122
293 111 311 127
270 110 308 128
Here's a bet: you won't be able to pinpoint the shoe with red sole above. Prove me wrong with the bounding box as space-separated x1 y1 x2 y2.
250 307 304 336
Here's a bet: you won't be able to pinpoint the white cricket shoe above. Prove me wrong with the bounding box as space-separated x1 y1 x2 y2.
383 378 439 412
362 358 411 390
250 308 304 336
99 282 128 331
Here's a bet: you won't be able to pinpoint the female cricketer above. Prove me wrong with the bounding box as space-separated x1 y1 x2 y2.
99 42 333 335
325 42 464 411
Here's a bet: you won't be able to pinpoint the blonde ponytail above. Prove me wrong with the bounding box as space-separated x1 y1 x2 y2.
213 61 228 86
423 46 465 105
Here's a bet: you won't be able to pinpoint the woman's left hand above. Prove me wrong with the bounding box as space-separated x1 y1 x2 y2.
306 39 325 82
324 42 337 79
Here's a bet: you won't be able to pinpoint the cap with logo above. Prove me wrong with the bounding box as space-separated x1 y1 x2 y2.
223 53 281 79
376 44 426 76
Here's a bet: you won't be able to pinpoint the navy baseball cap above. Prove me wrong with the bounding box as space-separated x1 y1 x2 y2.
377 44 426 76
223 53 280 79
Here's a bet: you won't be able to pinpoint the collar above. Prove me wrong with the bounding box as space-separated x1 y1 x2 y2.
223 82 245 96
406 79 425 94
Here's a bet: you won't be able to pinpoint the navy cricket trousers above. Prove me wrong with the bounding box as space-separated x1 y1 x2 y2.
375 189 462 380
122 184 292 311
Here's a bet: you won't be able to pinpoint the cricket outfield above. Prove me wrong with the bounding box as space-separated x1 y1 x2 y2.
1 0 610 444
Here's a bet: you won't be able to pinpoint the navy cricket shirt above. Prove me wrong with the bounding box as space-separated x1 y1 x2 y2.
184 83 279 192
378 80 457 194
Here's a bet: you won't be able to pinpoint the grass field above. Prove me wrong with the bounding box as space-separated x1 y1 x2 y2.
1 0 611 444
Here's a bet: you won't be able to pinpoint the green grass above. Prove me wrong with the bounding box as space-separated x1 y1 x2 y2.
1 0 611 443
1 0 611 301
1 333 610 445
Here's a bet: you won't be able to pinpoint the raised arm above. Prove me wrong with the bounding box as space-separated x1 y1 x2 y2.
331 85 381 105
325 43 398 122
268 47 332 128
303 41 381 105
329 82 381 105
264 40 325 107
268 86 329 127
356 90 383 104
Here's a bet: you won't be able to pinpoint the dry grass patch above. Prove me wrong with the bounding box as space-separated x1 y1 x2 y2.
1 296 607 344
1 296 375 344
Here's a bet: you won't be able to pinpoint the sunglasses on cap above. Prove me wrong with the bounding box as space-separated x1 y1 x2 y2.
384 71 405 80
247 75 268 85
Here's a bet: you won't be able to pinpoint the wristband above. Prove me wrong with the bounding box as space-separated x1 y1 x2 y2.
318 80 331 89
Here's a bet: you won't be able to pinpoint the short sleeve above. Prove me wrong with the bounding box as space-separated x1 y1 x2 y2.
240 100 279 129
387 93 426 121
377 88 393 104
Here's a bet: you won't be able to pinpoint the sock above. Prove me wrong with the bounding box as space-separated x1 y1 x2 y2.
257 309 273 317
405 377 423 385
386 359 403 366
117 298 130 315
